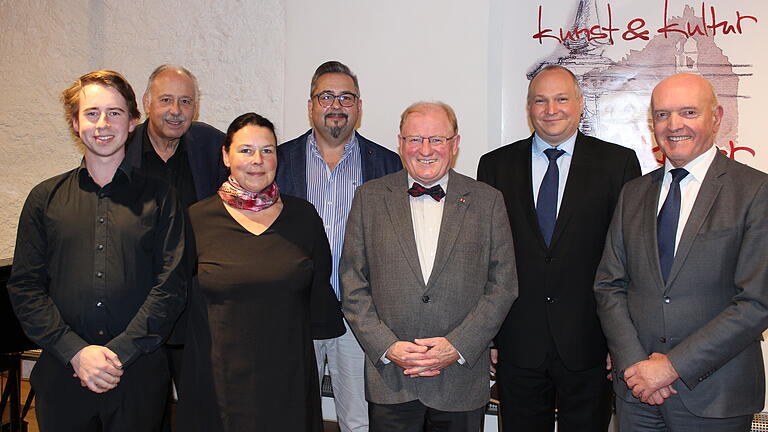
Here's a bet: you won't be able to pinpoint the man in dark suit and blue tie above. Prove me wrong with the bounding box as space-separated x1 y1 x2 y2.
477 65 641 431
595 73 768 431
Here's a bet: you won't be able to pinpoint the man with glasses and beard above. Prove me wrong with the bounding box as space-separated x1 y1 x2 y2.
276 61 402 432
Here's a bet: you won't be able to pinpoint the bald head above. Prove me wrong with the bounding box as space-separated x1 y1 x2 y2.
651 73 723 168
652 73 719 112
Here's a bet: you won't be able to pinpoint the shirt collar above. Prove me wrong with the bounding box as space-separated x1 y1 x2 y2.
663 145 717 184
308 130 359 159
532 131 577 156
77 157 133 184
407 172 450 193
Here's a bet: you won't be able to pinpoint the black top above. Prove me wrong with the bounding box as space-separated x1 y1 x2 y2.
177 194 343 432
7 159 187 368
140 127 198 209
125 120 228 202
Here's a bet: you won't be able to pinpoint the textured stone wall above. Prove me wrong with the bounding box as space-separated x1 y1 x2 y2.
0 0 285 258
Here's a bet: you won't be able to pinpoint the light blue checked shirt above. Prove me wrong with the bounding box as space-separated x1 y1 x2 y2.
305 132 363 300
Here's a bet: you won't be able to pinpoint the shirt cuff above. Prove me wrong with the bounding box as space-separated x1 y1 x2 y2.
381 348 464 364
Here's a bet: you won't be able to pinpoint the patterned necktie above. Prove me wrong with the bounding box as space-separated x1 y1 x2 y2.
408 182 446 201
657 168 689 283
536 148 565 247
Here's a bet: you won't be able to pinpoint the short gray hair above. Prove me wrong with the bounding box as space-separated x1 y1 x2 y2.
144 64 200 106
399 101 458 135
310 61 360 96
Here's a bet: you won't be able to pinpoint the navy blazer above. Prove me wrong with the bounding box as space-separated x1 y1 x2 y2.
125 120 227 200
276 130 402 199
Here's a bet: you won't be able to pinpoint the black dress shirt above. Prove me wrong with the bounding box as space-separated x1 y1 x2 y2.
7 159 186 368
141 128 198 209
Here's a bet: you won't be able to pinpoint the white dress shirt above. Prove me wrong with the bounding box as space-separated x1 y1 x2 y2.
408 173 449 283
656 145 718 254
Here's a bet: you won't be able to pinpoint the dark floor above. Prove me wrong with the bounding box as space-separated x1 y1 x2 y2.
1 377 342 432
323 420 342 432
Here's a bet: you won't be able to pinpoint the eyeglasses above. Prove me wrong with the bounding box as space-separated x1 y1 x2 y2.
312 92 359 108
401 135 457 146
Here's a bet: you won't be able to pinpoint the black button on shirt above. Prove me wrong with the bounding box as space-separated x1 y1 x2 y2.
141 129 198 208
7 160 187 367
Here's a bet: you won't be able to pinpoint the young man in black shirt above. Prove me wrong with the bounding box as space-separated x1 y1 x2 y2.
7 70 186 431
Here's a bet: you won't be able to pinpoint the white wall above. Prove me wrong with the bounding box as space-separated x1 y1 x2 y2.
283 0 493 176
0 0 286 258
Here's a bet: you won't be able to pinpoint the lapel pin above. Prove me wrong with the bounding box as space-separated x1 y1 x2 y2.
458 198 466 204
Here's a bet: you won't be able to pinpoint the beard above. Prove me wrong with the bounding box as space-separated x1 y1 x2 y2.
328 125 345 138
324 112 349 139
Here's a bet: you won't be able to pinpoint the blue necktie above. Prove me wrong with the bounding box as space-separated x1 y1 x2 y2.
537 148 565 247
657 168 689 283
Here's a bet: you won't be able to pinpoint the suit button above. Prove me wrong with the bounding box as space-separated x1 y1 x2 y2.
545 297 556 304
544 256 552 263
421 295 430 303
659 337 666 343
663 296 671 303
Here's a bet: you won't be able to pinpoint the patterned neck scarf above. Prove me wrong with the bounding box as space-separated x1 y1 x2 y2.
218 176 280 212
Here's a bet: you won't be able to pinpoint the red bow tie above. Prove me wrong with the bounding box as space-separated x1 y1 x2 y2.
408 183 446 201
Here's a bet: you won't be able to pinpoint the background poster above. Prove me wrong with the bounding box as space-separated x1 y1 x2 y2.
499 0 766 175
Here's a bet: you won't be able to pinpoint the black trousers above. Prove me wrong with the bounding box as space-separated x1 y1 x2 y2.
31 349 169 432
369 399 485 432
161 344 184 432
496 347 612 432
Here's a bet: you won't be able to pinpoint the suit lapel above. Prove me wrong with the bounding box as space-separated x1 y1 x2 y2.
513 137 544 249
427 170 470 289
643 168 666 290
383 171 426 287
358 132 376 182
293 132 310 199
183 129 207 201
550 133 590 248
664 153 727 291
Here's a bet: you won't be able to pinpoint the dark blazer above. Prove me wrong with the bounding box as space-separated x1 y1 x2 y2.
276 130 402 199
125 120 227 201
340 170 518 411
125 120 226 345
477 132 640 371
594 151 768 417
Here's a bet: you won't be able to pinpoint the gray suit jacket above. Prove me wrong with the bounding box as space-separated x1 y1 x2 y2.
594 151 768 417
340 169 518 411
